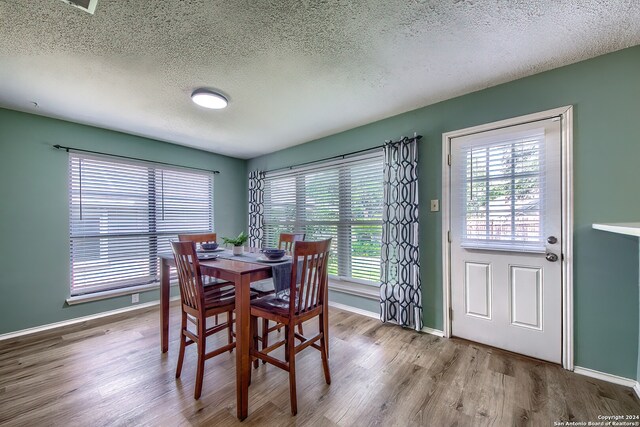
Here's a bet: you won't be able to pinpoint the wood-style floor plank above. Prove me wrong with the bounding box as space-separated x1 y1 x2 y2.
1 306 638 426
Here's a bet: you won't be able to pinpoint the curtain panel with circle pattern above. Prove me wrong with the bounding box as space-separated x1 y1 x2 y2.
380 137 423 331
248 170 265 248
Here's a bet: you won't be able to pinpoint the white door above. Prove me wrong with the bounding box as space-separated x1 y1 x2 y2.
449 117 562 363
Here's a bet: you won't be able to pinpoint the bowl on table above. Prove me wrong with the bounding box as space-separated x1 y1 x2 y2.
200 242 219 251
262 248 286 260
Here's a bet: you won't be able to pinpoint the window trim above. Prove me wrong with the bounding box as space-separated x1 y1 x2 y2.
441 105 575 370
328 277 379 300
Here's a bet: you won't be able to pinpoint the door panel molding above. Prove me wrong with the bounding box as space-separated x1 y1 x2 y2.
464 262 492 319
509 265 543 330
441 105 574 370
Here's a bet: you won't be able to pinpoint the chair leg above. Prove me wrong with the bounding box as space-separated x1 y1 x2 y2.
319 313 331 385
284 325 290 363
261 318 269 364
297 322 304 335
194 319 206 400
214 314 219 326
287 323 297 415
227 310 234 352
252 315 259 369
175 312 187 378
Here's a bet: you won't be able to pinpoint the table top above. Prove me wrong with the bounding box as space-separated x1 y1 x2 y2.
159 251 273 274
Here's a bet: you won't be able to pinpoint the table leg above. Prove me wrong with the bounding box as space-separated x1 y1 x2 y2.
235 274 251 420
160 258 170 353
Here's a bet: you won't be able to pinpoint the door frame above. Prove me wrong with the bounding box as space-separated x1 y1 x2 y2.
441 106 574 370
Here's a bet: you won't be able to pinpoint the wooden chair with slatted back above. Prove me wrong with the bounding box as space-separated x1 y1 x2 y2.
254 232 306 354
171 240 236 400
278 232 306 254
249 239 332 415
178 233 232 325
178 232 218 246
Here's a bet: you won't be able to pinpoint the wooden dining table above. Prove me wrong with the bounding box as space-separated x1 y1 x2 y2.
158 251 272 421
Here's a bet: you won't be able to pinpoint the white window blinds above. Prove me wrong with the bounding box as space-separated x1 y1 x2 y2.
264 151 383 284
459 129 545 252
69 152 214 295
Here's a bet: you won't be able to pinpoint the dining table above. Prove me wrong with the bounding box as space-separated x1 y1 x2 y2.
158 249 273 421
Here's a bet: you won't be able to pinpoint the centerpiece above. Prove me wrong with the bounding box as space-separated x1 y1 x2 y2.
222 231 249 255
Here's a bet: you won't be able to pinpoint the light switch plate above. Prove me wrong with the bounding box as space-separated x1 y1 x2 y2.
430 199 439 212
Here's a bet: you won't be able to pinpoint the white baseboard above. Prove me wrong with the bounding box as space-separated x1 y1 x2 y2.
0 296 180 342
421 326 445 337
328 301 379 320
573 366 638 390
634 382 640 400
326 301 445 338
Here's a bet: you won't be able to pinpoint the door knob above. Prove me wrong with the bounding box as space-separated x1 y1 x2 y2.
546 253 558 262
547 236 558 244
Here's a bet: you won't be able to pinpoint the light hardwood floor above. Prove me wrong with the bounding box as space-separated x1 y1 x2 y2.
1 305 638 426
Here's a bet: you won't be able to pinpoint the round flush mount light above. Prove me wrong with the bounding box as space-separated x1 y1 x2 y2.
191 89 228 109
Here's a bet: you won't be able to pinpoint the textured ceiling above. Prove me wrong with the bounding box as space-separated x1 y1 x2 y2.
0 0 639 159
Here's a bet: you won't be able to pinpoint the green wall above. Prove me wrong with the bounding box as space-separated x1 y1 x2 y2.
249 46 640 379
0 108 247 334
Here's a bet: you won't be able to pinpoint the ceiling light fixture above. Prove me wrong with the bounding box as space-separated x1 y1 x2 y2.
191 89 228 109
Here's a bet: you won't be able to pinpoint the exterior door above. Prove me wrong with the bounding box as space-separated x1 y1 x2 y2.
449 117 562 363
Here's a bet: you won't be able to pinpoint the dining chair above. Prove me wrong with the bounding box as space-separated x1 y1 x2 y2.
171 240 237 400
251 232 306 356
278 232 306 254
178 232 218 246
179 232 233 326
249 239 332 415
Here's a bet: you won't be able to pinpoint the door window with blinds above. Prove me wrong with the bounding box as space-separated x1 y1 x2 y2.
264 151 383 284
68 153 214 295
459 129 546 252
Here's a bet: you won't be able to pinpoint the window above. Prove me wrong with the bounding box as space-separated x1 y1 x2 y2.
460 129 545 252
264 151 383 284
69 152 214 295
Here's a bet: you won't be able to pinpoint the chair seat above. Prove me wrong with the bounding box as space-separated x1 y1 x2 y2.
203 289 236 309
203 276 231 288
204 287 260 310
250 278 275 296
250 292 296 316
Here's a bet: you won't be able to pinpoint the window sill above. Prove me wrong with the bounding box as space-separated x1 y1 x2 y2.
328 278 379 300
66 281 177 305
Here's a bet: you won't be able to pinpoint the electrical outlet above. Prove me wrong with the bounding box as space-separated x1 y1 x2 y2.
430 199 440 212
131 293 139 304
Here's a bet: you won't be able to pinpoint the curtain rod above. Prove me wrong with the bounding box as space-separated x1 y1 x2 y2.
264 134 422 173
53 145 220 174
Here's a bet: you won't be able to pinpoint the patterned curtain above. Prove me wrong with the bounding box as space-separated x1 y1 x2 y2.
380 137 423 331
248 170 265 248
